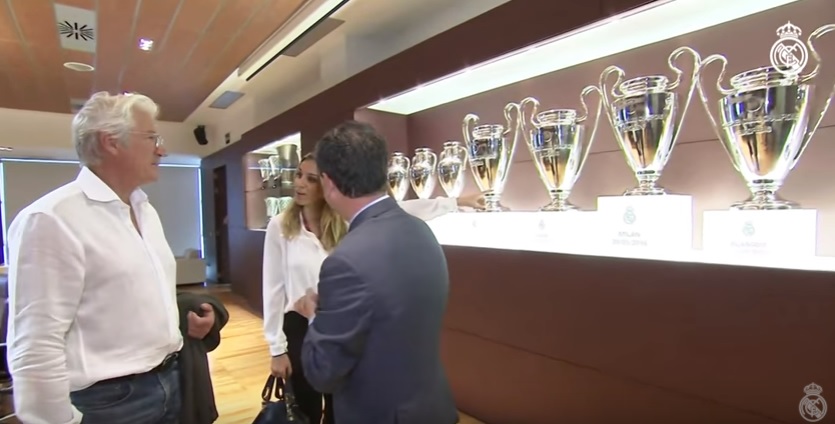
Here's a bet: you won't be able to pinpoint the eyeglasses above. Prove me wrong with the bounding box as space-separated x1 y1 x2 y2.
131 132 164 148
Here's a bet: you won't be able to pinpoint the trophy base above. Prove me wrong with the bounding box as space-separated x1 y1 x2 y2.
540 200 577 212
623 186 666 196
731 194 798 210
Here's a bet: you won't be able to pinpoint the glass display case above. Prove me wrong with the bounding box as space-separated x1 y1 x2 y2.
243 132 301 230
355 0 835 272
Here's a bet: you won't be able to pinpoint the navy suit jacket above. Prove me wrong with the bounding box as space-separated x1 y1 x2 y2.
301 196 458 424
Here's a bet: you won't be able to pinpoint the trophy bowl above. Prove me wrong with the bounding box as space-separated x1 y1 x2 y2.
275 144 300 189
387 152 410 201
409 147 438 200
697 24 835 209
462 103 522 212
257 158 271 189
437 141 468 198
599 46 702 195
519 85 603 211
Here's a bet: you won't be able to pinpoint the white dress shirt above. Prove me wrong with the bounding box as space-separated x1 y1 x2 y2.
6 167 182 424
262 197 457 356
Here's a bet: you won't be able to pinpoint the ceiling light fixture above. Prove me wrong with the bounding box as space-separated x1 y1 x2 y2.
138 38 154 51
237 0 349 81
63 62 95 72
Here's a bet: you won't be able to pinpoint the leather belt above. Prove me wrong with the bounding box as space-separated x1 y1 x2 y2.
94 352 179 386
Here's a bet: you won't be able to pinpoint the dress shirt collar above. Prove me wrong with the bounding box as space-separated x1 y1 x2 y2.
77 166 148 205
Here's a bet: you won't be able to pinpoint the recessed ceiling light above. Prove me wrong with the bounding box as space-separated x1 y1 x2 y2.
138 38 154 51
63 62 95 72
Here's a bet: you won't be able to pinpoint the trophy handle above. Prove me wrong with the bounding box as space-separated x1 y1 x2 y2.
598 65 625 138
518 97 540 149
664 46 703 157
575 85 604 182
404 156 411 170
462 113 479 148
503 102 522 165
794 24 835 166
696 54 740 170
429 150 438 171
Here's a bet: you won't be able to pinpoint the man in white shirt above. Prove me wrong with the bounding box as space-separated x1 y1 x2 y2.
6 92 215 424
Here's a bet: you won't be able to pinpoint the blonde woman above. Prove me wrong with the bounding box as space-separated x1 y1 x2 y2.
263 153 482 423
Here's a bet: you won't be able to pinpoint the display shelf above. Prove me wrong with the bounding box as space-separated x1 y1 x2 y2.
425 208 833 273
358 0 835 273
243 133 301 230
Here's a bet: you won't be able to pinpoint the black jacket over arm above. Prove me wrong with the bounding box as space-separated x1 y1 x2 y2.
177 291 230 424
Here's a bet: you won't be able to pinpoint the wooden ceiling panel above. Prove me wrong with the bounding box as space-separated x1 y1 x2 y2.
165 0 265 120
0 3 18 42
94 0 139 94
0 0 312 121
195 0 307 99
11 0 71 112
119 0 183 94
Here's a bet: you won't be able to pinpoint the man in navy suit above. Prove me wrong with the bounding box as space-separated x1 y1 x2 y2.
296 120 458 424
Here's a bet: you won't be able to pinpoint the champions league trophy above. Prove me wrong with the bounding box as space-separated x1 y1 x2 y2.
437 141 468 199
258 158 271 189
519 85 604 211
409 148 438 199
599 46 702 195
697 22 835 209
275 144 300 189
268 155 281 188
462 102 522 212
387 152 410 201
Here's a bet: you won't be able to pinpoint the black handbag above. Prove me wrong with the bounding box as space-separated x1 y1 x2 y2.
252 375 311 424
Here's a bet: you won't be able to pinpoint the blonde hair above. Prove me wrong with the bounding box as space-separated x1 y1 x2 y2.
280 154 348 251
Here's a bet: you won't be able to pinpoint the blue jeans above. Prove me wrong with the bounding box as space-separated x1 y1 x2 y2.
70 360 181 424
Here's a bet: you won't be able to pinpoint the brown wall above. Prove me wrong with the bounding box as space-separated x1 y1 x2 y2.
200 0 653 312
441 246 835 424
198 0 835 422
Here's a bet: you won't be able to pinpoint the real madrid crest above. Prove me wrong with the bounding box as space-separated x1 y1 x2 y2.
622 206 636 225
770 21 808 77
799 382 827 422
741 221 755 237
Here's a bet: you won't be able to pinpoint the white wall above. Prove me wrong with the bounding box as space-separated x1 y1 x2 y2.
0 107 205 165
0 160 203 259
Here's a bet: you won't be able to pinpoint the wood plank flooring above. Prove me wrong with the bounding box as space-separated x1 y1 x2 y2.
205 286 484 423
0 285 483 423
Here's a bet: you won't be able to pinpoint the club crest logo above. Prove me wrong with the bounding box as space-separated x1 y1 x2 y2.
623 206 636 225
742 221 756 237
770 21 808 77
799 382 827 422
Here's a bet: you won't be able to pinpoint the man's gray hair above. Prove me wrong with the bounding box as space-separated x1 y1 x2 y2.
71 92 160 166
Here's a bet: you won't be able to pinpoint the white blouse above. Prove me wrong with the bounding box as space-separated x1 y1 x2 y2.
262 197 458 356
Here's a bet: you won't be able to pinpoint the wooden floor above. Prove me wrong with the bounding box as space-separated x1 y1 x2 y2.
0 286 482 423
205 286 484 423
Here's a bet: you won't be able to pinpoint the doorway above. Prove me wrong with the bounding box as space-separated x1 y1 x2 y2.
213 166 231 285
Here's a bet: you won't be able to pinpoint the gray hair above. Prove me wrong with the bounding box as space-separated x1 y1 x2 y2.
71 92 160 166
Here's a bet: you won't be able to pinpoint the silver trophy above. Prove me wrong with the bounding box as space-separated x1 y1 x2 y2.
257 158 271 189
462 102 522 212
268 155 281 188
387 152 411 201
698 23 835 209
599 46 702 195
275 144 300 189
437 141 468 199
519 85 603 211
409 148 438 200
